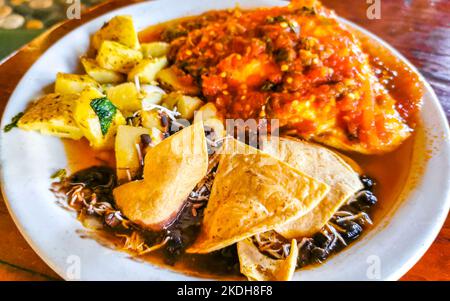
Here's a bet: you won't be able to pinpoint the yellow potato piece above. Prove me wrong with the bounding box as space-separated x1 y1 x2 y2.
91 15 140 50
260 136 364 238
237 238 298 281
141 42 170 58
106 82 141 113
96 40 143 73
127 57 168 84
54 73 100 95
81 57 124 84
115 125 163 184
73 87 126 149
113 122 208 230
186 138 329 253
18 93 83 139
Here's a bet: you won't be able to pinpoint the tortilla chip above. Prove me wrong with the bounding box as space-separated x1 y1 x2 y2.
260 136 363 238
237 238 298 281
113 122 208 230
186 138 329 253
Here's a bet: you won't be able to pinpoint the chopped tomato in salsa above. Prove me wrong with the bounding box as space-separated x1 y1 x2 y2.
151 0 422 154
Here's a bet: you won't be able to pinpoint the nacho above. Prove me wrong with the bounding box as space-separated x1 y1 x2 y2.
113 122 208 230
237 238 298 281
187 138 329 253
260 136 363 238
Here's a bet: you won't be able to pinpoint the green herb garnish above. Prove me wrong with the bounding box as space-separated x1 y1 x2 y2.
3 112 24 133
51 168 67 180
90 97 117 136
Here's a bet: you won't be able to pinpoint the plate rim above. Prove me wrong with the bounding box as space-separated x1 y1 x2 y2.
1 0 449 281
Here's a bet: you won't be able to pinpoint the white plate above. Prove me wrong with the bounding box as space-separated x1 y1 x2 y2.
1 0 449 281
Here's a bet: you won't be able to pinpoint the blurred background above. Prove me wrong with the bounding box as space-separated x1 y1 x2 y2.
0 0 105 59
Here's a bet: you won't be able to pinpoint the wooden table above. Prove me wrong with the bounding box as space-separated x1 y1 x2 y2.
0 0 448 281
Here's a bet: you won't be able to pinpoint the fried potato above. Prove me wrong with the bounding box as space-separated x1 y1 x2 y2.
73 87 126 149
260 136 364 238
141 42 170 58
237 238 298 281
18 93 83 139
96 40 143 73
127 57 168 84
54 73 101 95
106 82 141 113
115 125 163 184
156 67 200 95
113 122 208 230
186 138 329 253
81 57 124 84
91 15 140 50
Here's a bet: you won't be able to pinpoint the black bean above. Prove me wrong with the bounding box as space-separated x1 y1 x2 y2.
297 240 314 267
357 190 378 206
312 232 330 248
140 134 152 147
160 114 169 128
164 230 185 265
360 175 376 191
311 247 328 262
340 221 363 241
104 212 121 228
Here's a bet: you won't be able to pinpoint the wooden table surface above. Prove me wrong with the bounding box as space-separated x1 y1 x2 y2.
0 0 448 281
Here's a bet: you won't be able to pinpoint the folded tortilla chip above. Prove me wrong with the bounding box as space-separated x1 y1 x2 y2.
186 138 329 253
237 238 298 281
260 136 363 238
113 122 208 230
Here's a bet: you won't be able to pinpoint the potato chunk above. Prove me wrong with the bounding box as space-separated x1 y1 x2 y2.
106 82 141 113
177 95 204 120
54 73 100 94
127 57 168 84
194 102 222 123
115 125 164 184
73 87 126 149
156 67 200 95
91 15 140 50
18 93 83 139
140 110 164 132
141 42 170 58
96 41 143 73
81 57 124 84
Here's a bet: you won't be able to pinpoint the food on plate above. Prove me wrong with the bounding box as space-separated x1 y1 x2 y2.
55 72 101 94
187 138 329 253
127 56 168 83
113 122 208 230
81 57 125 84
161 0 422 154
91 15 140 50
73 87 126 149
261 136 364 237
115 125 164 183
96 40 143 73
7 0 422 281
237 238 298 281
17 93 83 139
106 82 142 113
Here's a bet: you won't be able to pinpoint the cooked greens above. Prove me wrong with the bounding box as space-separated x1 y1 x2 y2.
90 97 117 136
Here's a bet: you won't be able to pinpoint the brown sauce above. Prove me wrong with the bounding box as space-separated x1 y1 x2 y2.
61 11 425 279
